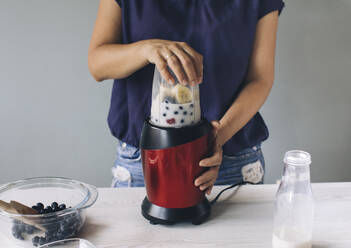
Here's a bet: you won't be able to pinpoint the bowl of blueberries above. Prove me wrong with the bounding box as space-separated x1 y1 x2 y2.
0 177 98 247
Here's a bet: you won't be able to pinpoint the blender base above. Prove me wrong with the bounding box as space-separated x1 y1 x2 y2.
141 197 211 225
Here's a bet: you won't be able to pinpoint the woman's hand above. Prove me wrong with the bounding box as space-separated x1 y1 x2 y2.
195 121 223 195
141 39 203 86
89 1 203 82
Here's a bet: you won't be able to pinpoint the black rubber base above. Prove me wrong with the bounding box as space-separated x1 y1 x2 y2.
141 197 211 225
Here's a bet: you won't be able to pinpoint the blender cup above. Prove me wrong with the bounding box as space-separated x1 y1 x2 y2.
150 67 201 128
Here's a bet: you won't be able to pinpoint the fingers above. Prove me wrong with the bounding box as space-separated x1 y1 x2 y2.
195 166 219 186
210 121 220 143
194 167 219 194
178 42 203 84
211 120 221 132
210 120 223 149
206 185 213 195
194 119 223 195
146 40 203 85
199 149 222 167
158 42 203 86
170 44 198 86
154 53 174 84
162 49 187 85
199 181 213 191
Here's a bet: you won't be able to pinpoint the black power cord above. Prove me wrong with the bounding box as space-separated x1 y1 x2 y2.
210 181 257 205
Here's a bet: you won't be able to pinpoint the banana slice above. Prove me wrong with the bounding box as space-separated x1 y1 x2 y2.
172 84 193 104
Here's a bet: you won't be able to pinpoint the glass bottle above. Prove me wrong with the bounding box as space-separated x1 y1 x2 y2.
272 150 314 248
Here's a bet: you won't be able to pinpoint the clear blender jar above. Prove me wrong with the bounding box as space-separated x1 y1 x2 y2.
150 67 201 128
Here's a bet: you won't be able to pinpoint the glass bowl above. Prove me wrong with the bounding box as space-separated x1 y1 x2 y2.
38 238 96 248
0 177 98 247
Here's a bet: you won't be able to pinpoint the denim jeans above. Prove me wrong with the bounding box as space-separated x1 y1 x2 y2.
111 140 265 187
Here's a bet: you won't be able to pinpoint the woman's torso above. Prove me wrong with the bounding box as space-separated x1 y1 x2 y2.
108 0 283 155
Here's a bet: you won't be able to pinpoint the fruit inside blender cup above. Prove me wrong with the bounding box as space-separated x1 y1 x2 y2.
150 83 201 128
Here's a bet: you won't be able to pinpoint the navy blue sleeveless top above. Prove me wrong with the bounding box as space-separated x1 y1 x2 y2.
108 0 284 155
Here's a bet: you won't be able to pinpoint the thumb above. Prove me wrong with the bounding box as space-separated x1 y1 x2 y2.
210 120 221 139
211 120 221 131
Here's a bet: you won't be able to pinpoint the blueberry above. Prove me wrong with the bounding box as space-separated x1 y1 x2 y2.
65 217 75 225
183 111 187 115
39 209 46 214
50 234 58 242
12 225 19 235
13 220 21 225
70 219 80 227
50 212 82 240
45 233 54 243
190 112 193 116
60 223 67 232
179 106 183 110
190 104 194 108
53 206 60 212
11 229 18 238
17 223 24 231
39 236 46 245
32 205 39 211
47 222 60 232
12 223 20 232
36 203 44 210
20 224 28 232
66 228 76 237
56 230 65 240
62 229 71 237
12 226 24 240
59 204 66 210
32 236 40 246
24 224 35 234
163 113 166 117
165 106 169 110
48 231 57 239
164 96 176 104
45 206 53 213
174 111 178 115
51 202 58 209
180 119 184 123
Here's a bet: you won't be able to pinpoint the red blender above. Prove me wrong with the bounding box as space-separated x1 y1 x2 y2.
140 68 212 225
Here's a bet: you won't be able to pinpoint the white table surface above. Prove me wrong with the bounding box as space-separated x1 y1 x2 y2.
75 183 351 248
1 183 350 247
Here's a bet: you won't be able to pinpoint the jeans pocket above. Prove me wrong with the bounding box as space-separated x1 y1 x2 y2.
111 165 131 188
117 141 141 161
241 160 264 184
217 145 265 185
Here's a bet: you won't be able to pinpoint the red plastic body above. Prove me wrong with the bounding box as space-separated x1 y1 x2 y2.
142 134 209 209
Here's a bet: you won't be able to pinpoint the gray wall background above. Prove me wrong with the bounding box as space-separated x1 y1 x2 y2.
1 0 350 187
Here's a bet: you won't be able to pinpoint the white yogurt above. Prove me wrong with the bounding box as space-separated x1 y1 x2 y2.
150 93 200 128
